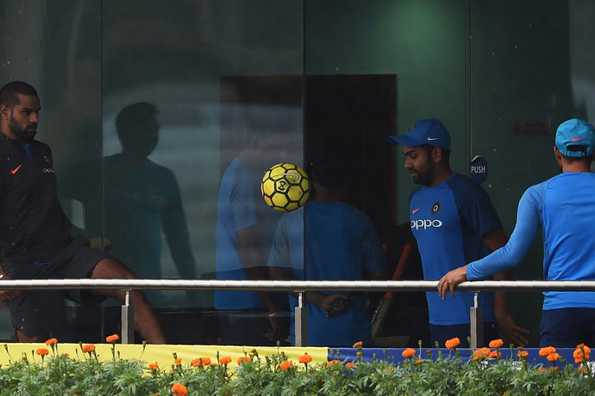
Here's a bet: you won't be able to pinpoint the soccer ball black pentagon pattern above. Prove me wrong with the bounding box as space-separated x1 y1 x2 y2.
261 162 310 212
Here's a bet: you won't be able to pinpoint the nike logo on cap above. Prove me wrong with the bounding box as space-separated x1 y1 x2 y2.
427 137 440 141
412 208 421 214
10 164 22 175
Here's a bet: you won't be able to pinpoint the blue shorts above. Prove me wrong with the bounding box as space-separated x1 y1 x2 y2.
429 321 498 348
539 308 595 347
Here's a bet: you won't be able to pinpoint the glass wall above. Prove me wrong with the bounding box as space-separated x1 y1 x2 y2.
1 0 594 346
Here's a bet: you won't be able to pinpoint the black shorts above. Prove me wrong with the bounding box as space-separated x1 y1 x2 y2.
7 239 111 339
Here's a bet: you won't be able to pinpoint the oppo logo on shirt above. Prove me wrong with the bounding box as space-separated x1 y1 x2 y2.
410 219 443 230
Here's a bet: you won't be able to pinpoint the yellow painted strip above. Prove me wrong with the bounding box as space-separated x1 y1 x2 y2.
0 343 327 371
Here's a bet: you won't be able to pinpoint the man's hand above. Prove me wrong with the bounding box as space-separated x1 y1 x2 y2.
437 265 468 299
318 295 350 317
495 312 530 346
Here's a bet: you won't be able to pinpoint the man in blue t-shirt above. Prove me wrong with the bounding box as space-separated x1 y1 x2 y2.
215 138 283 345
389 119 527 347
439 118 595 347
268 160 386 346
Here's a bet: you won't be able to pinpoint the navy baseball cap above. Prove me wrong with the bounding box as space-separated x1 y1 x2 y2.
555 118 594 158
388 118 451 150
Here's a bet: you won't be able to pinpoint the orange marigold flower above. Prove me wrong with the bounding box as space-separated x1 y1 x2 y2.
345 361 356 369
489 350 501 359
45 338 58 346
538 346 556 357
171 383 188 396
352 341 364 348
547 352 560 362
327 360 341 366
472 348 491 361
36 348 49 357
237 356 252 366
402 348 416 359
148 361 159 370
577 343 591 355
444 337 461 350
517 350 529 360
279 360 294 371
191 357 211 367
82 344 95 353
488 339 504 349
299 353 313 364
175 357 182 366
105 334 119 343
218 356 232 365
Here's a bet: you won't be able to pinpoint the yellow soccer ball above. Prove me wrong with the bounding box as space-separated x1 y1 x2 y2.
261 162 310 212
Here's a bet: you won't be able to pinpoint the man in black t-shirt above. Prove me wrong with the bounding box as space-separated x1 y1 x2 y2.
0 81 165 343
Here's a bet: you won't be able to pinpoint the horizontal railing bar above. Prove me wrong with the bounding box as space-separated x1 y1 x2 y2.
1 279 595 292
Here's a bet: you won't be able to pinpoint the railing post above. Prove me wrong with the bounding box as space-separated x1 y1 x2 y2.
294 291 307 346
121 289 134 344
469 292 483 348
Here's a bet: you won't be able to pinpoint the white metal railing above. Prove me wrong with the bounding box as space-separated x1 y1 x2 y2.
2 279 595 346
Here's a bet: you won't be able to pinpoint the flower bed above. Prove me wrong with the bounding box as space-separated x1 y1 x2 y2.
0 338 593 395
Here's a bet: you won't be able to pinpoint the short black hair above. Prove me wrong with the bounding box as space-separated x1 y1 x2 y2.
115 102 158 139
0 81 38 107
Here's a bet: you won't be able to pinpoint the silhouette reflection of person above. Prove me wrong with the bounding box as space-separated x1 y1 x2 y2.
65 103 196 284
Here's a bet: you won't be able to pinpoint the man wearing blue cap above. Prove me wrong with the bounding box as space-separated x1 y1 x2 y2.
438 118 595 347
389 119 528 346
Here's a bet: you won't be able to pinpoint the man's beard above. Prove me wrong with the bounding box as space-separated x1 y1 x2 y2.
411 166 435 186
9 116 36 142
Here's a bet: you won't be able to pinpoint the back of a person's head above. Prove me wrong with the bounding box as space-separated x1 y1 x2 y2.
309 157 352 193
0 81 38 107
115 102 158 139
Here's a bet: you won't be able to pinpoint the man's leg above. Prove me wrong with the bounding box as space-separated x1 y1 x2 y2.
9 291 68 342
90 258 166 344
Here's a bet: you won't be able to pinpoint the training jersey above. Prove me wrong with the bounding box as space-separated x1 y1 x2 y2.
468 172 595 310
410 173 500 325
215 158 279 310
0 135 72 275
267 201 385 346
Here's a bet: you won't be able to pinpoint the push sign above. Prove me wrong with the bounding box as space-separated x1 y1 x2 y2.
470 155 488 184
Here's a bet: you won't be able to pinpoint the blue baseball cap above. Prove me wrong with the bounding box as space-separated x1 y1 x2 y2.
555 118 594 158
387 118 451 150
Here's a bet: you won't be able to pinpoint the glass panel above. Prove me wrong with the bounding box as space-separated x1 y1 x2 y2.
469 0 593 345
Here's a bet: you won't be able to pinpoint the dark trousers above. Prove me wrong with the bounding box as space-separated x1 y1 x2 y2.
539 308 595 347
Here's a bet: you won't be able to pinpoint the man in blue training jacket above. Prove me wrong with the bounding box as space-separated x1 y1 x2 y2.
438 118 595 347
389 118 527 347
